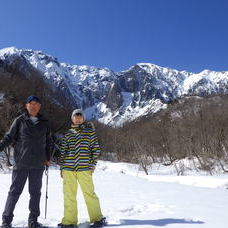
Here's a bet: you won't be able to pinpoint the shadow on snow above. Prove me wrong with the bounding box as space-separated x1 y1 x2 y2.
108 218 204 226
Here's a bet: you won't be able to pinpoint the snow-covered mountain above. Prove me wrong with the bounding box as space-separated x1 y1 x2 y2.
0 47 228 126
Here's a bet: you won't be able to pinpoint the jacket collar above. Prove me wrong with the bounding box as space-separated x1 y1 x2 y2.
22 112 48 122
71 124 83 129
71 121 94 130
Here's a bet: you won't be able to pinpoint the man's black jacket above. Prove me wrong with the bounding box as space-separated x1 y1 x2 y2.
0 112 52 169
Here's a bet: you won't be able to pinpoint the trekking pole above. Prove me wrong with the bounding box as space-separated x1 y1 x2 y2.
44 165 49 219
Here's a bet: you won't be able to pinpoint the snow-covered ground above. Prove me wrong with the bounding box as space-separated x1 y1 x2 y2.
0 161 228 228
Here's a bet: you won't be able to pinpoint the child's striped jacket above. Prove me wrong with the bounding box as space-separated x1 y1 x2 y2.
59 122 101 171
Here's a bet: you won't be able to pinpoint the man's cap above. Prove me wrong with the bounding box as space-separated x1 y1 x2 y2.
71 109 85 119
26 95 41 104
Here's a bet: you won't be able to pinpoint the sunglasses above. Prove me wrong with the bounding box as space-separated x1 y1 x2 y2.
75 113 82 116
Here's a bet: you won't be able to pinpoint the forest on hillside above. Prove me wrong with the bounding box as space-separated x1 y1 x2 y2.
96 95 228 175
1 61 228 174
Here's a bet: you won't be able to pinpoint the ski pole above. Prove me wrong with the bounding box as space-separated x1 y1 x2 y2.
44 165 49 219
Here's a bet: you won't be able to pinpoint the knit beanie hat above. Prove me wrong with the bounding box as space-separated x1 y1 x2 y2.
71 109 86 120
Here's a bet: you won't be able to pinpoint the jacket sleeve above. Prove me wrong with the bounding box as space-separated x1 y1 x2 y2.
0 118 20 152
46 126 53 161
89 129 101 166
59 134 68 170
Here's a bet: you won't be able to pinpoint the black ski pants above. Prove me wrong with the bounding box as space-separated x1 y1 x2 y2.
2 168 44 224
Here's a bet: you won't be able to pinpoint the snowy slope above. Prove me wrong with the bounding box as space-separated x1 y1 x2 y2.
1 47 228 126
0 161 228 228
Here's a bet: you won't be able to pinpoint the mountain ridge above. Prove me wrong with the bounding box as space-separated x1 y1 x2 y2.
1 47 228 126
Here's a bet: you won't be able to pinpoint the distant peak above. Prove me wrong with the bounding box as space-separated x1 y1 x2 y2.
136 63 160 68
135 62 183 76
0 47 54 59
0 46 19 56
136 62 178 72
199 69 212 75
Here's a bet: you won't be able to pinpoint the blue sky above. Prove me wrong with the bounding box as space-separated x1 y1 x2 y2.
0 0 228 72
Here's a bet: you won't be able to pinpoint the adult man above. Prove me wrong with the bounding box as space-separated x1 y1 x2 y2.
0 96 52 228
59 109 106 228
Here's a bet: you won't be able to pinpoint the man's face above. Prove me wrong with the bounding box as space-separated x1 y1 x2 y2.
72 114 84 125
26 101 41 116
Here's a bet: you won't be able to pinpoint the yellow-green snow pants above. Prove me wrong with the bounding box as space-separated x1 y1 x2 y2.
61 170 103 225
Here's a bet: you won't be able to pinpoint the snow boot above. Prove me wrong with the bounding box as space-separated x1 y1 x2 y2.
28 221 43 228
0 223 12 228
57 223 78 228
90 217 107 228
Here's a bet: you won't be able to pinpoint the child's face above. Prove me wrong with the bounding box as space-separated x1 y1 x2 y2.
72 114 84 125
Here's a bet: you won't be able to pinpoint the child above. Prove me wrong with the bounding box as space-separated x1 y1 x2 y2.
58 109 106 228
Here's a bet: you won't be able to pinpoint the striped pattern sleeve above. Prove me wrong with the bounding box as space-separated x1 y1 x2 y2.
59 133 69 170
89 129 101 166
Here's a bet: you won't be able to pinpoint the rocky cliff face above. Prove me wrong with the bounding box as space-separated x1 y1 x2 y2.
0 47 228 126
